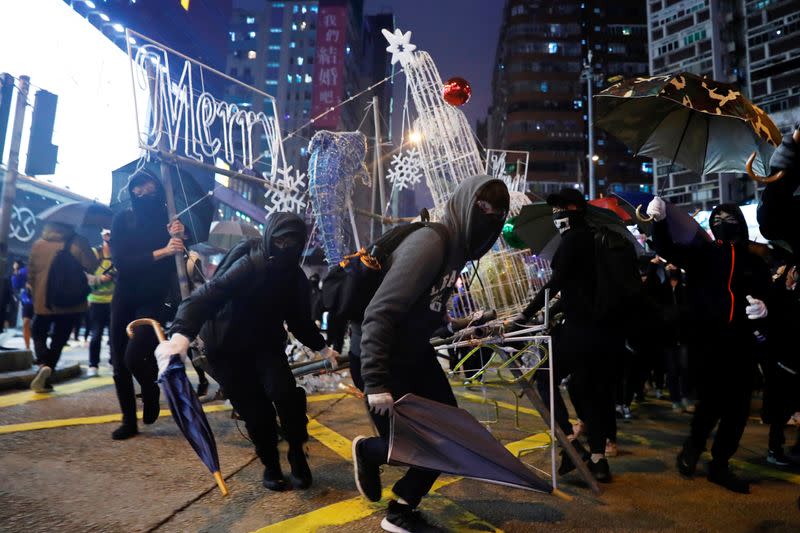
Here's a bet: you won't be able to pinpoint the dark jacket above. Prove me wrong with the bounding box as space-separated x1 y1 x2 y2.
522 217 597 324
759 127 800 259
766 269 800 369
651 205 771 337
111 178 176 306
360 175 509 395
169 213 326 355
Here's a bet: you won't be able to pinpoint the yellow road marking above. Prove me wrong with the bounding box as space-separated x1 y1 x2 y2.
307 418 352 460
0 376 115 408
457 391 540 418
0 393 346 435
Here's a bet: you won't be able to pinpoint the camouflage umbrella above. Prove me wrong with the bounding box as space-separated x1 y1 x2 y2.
594 73 782 180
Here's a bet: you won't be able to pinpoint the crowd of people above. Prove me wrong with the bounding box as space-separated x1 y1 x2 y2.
5 144 799 531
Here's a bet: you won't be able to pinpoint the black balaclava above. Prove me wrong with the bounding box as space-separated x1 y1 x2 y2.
710 203 748 244
552 208 586 234
127 172 167 221
262 212 308 267
468 182 511 259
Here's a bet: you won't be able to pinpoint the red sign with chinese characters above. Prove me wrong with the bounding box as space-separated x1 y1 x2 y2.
311 5 346 129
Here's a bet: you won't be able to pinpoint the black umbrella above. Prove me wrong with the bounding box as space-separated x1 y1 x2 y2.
389 394 552 493
38 201 113 228
613 191 711 246
508 203 644 260
126 318 229 497
594 73 782 187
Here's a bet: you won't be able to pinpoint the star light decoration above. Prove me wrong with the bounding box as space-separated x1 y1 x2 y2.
381 28 416 66
265 165 307 214
387 147 423 191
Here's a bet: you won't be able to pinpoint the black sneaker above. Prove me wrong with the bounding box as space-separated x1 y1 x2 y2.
381 500 442 533
352 435 382 502
767 449 792 467
196 380 209 398
262 465 287 492
587 457 612 483
111 424 139 440
288 446 312 489
708 463 750 494
677 444 700 478
558 441 589 476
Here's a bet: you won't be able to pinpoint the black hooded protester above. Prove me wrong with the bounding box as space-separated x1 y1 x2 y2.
155 212 339 492
109 172 185 440
757 125 800 260
646 197 771 493
351 175 509 533
514 187 621 483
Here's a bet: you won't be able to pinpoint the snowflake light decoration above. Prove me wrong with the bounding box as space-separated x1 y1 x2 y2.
381 28 416 66
387 148 423 191
265 165 307 214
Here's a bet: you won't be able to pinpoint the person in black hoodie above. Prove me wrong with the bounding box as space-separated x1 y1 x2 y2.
515 187 620 483
351 175 509 533
109 171 184 440
646 197 770 493
155 212 339 491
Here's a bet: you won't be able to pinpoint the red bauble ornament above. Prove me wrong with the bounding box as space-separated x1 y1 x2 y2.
442 77 472 106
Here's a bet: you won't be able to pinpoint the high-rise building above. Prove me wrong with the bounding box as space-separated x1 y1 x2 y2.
488 1 650 198
646 0 749 208
744 0 800 133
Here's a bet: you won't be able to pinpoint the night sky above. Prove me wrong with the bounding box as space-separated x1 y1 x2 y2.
364 0 505 131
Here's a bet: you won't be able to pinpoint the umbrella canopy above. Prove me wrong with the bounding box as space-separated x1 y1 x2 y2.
159 354 229 496
508 203 644 260
389 394 552 493
613 191 711 246
595 73 782 178
38 201 113 228
208 220 261 251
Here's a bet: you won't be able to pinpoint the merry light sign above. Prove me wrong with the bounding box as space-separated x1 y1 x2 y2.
127 30 285 180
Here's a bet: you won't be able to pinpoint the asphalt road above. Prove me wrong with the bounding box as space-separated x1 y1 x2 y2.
1 338 799 532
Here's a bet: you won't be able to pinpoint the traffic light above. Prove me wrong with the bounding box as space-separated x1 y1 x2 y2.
25 89 58 176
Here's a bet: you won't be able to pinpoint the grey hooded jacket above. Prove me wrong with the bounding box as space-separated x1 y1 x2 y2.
360 175 508 395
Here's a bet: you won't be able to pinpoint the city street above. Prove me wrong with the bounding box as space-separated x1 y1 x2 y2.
1 336 798 533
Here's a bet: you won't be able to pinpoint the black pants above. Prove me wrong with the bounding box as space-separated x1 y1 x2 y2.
348 321 364 391
686 335 754 466
72 310 89 341
110 298 163 427
208 349 308 466
359 349 457 508
763 362 799 451
326 314 347 353
665 344 690 403
32 313 79 369
88 303 111 368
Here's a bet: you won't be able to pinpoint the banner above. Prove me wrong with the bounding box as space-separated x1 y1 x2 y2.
311 5 347 129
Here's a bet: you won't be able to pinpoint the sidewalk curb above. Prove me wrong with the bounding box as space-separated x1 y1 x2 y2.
0 364 82 391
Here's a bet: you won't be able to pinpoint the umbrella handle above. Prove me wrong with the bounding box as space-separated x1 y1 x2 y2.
746 128 800 184
126 318 167 342
635 204 654 223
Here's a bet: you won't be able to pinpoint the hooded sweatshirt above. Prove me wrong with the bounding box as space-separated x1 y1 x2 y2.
360 175 509 395
110 176 177 305
759 127 800 257
169 212 326 355
652 203 770 335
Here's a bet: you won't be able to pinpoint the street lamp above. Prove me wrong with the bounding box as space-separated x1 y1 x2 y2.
591 154 599 162
581 49 599 200
409 131 422 144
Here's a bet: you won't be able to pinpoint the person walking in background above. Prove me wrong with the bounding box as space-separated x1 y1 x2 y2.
11 260 32 350
663 266 693 413
109 171 184 440
27 222 98 392
86 228 115 377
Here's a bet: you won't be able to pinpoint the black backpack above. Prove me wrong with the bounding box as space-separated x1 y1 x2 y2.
322 221 449 323
46 234 90 310
196 238 269 353
592 226 640 321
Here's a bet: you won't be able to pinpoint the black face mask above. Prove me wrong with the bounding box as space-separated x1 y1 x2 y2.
131 193 165 215
271 236 303 265
468 206 504 259
552 210 584 234
711 212 742 242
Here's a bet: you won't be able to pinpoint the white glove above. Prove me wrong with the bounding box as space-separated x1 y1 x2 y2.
646 197 667 222
154 333 191 376
319 346 340 368
745 295 767 320
367 392 394 416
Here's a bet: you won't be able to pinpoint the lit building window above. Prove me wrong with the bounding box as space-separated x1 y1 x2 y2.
266 80 278 85
295 74 302 83
229 31 235 42
301 5 307 14
290 41 296 48
346 45 351 54
622 27 631 35
246 16 255 24
297 57 304 65
292 23 297 31
548 42 558 54
248 50 257 59
300 21 307 30
268 45 280 50
305 73 312 83
248 31 256 38
287 74 292 83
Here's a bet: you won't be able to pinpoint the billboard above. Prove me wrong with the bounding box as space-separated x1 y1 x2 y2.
311 5 347 129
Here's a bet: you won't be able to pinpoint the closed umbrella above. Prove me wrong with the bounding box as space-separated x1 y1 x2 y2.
126 318 229 497
389 394 552 493
594 73 782 186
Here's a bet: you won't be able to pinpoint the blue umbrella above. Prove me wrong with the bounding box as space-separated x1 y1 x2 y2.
126 319 229 496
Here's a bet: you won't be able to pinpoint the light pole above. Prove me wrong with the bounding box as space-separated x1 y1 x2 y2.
581 50 596 200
